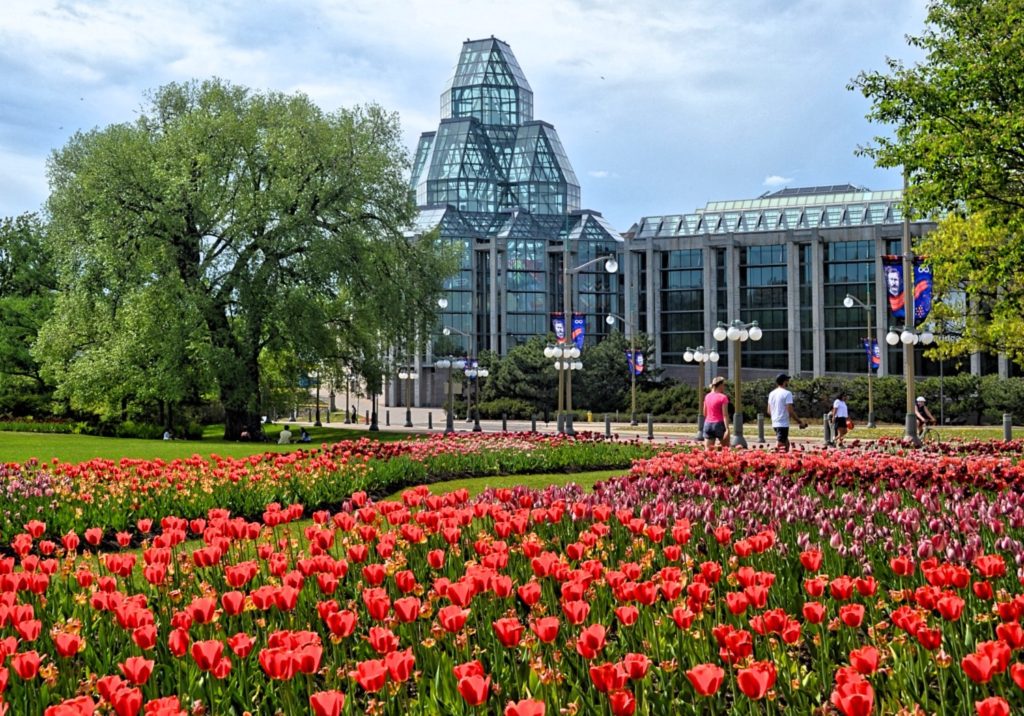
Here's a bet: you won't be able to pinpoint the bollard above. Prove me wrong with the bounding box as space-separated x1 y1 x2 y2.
694 414 705 442
502 413 507 433
823 413 832 446
531 414 537 433
647 413 654 441
604 414 611 438
365 410 369 425
1004 413 1013 441
428 413 433 430
757 413 765 444
384 410 389 427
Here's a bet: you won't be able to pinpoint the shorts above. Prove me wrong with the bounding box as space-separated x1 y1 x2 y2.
774 426 790 443
703 421 726 440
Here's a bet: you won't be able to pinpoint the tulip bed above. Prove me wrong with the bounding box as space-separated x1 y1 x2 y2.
5 441 1024 714
0 433 655 545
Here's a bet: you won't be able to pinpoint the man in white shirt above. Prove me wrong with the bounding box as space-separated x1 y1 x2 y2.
767 374 806 452
278 425 293 445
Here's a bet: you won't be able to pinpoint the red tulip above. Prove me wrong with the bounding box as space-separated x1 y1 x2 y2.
221 591 245 616
916 626 942 651
590 662 629 693
562 600 590 625
168 628 190 658
11 651 41 680
686 663 724 697
227 632 255 659
937 593 965 621
350 658 387 692
393 596 421 623
607 688 636 716
890 555 915 576
849 646 879 675
191 640 224 672
384 648 415 682
110 686 142 716
493 617 525 648
576 623 607 660
438 605 470 633
518 581 542 606
326 609 357 638
258 647 298 681
453 661 486 680
615 605 639 626
54 632 82 658
309 690 345 716
737 660 776 700
962 653 998 683
132 625 157 651
620 653 651 681
1011 662 1024 691
119 656 154 685
799 549 822 571
367 626 399 655
976 697 1010 716
531 617 560 643
838 604 865 628
831 677 874 716
505 699 545 716
457 674 491 706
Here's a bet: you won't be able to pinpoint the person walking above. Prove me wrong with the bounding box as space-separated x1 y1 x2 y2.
767 374 806 452
829 392 850 447
703 376 730 450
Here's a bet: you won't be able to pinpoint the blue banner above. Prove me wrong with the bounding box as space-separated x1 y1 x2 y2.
551 313 566 344
882 256 934 323
861 339 880 372
626 350 645 376
572 313 585 351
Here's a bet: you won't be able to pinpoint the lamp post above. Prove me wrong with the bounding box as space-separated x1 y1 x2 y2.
843 293 877 428
712 320 762 448
312 369 323 427
543 343 582 434
463 360 489 432
397 366 416 428
605 313 640 426
887 324 934 441
684 345 721 439
559 253 618 425
343 374 352 424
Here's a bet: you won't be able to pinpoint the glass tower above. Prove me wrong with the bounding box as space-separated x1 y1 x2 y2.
410 38 623 359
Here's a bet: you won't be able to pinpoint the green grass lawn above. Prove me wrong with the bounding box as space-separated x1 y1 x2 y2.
0 424 410 464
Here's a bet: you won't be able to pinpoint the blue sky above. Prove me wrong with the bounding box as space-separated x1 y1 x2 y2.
0 0 928 231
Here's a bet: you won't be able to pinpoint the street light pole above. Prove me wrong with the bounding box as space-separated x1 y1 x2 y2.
561 254 619 421
398 367 415 428
843 293 876 428
713 320 763 448
901 172 919 445
314 369 322 426
605 313 639 426
343 374 351 424
684 345 721 439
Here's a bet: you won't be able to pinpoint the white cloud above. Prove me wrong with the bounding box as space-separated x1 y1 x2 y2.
763 175 794 188
588 170 615 179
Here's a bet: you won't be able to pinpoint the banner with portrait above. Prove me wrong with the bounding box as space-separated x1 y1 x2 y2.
551 313 566 344
626 350 645 376
571 313 585 351
882 255 933 323
861 338 881 372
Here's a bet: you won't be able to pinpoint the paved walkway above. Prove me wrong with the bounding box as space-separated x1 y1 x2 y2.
291 406 823 449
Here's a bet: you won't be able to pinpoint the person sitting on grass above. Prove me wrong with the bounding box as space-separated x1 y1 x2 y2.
299 427 312 443
278 425 293 445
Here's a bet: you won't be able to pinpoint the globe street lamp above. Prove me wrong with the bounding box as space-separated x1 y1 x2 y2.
463 360 490 432
311 368 323 426
712 320 762 448
843 293 877 428
561 254 618 419
684 345 721 439
605 313 639 426
397 366 416 428
543 343 582 434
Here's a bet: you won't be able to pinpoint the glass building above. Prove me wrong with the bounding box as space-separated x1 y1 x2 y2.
625 184 1008 384
408 37 624 405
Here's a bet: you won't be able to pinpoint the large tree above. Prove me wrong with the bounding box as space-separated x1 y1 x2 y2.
0 213 55 414
39 79 451 438
850 0 1024 360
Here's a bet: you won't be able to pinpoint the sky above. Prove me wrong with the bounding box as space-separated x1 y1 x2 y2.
0 0 930 232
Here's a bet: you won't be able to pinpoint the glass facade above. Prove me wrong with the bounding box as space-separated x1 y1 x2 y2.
740 245 788 370
409 38 623 364
824 240 875 373
659 250 703 362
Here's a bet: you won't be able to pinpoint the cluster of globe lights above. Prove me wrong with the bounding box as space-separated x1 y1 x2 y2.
683 346 720 364
712 322 763 343
543 343 582 371
886 326 935 346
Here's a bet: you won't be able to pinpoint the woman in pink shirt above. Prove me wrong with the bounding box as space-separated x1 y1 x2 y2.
703 375 730 450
